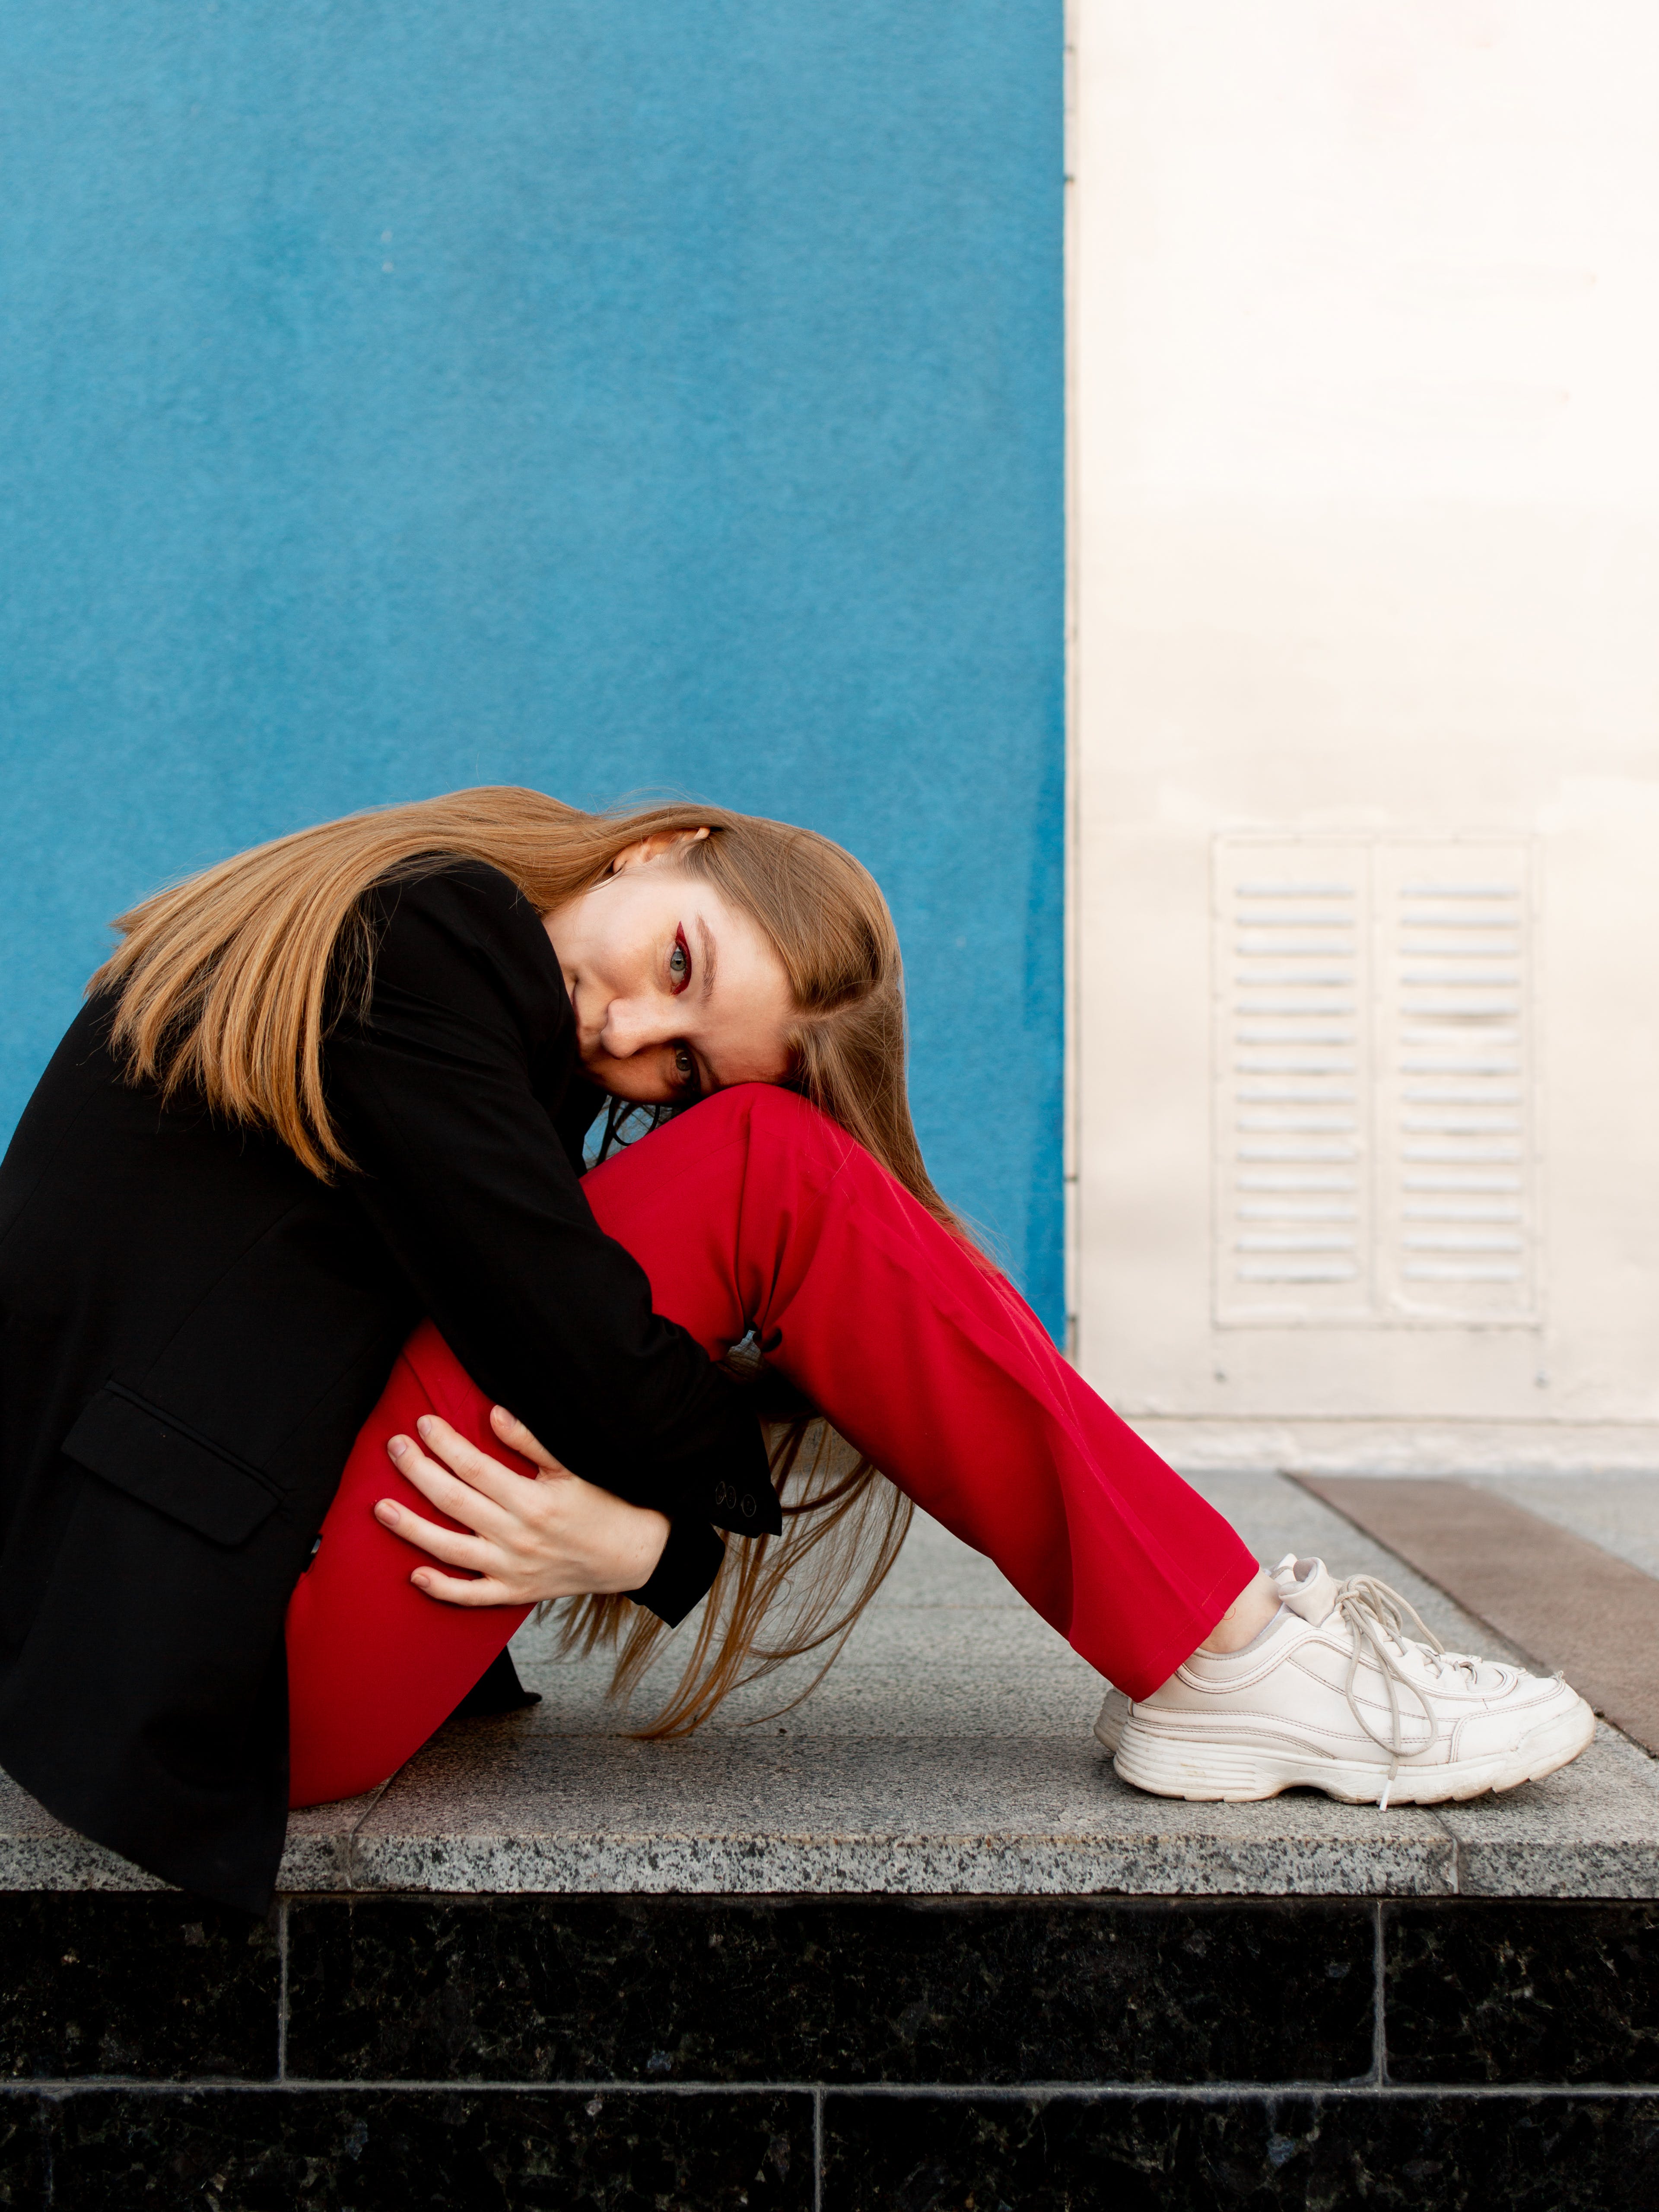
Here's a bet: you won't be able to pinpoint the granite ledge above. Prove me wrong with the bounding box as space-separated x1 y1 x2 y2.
1 1476 1653 1903
297 1716 1659 1901
0 1723 1651 1903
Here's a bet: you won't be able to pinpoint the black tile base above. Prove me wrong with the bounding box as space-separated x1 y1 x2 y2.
1386 1901 1659 2085
46 2089 811 2212
0 1896 278 2082
2 1894 1657 2209
0 2101 47 2209
820 2091 1659 2212
286 1896 1376 2086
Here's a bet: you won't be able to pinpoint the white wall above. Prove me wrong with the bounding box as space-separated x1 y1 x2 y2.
1071 1 1659 1471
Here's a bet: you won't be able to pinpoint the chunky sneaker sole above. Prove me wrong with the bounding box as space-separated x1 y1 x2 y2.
1093 1554 1598 1809
1106 1692 1595 1805
1093 1687 1131 1757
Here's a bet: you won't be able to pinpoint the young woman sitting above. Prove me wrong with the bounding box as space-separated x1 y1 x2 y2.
0 790 1593 1911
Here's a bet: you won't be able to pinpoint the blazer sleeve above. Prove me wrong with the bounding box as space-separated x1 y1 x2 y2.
324 864 779 1626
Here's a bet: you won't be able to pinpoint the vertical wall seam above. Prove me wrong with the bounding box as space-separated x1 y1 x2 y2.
1061 0 1081 1363
813 2084 824 2212
1373 1900 1388 2087
37 2090 53 2210
276 1898 289 2083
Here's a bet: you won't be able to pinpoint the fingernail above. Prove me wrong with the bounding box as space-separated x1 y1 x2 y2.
375 1500 400 1524
416 1415 436 1439
388 1436 408 1460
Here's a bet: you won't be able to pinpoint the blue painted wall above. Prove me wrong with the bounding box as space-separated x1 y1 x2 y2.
0 3 1064 1331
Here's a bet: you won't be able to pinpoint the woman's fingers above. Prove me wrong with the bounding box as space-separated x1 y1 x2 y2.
388 1421 521 1526
373 1495 491 1571
489 1404 572 1477
408 1567 519 1608
410 1415 526 1504
375 1414 671 1607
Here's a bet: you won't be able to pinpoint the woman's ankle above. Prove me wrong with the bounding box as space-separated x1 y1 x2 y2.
1195 1569 1281 1656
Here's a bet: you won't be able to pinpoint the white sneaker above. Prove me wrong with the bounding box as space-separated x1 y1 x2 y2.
1093 1554 1595 1808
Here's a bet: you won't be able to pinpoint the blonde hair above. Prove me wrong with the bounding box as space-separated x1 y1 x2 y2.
94 785 969 1732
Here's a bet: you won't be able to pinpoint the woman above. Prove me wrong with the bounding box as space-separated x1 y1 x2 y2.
0 789 1593 1912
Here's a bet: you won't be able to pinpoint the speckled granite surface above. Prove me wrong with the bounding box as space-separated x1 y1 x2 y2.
1 1473 1655 1901
3 1474 1656 2208
3 1468 1659 2194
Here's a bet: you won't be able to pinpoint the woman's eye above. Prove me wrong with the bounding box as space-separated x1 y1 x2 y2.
668 928 691 993
672 1045 699 1091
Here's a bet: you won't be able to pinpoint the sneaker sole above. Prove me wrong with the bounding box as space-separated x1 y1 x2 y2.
1108 1694 1596 1806
1093 1688 1131 1756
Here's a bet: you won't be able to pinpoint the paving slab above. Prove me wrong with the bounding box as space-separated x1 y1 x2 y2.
1434 1722 1659 1899
0 1471 1652 1897
0 1768 372 1893
0 1770 167 1893
343 1475 1656 1901
348 1715 1458 1898
1470 1470 1659 1582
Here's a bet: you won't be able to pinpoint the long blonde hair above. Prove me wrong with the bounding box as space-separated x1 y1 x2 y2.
93 786 966 1733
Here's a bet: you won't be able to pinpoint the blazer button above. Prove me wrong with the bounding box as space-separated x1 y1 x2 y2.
740 1495 756 1520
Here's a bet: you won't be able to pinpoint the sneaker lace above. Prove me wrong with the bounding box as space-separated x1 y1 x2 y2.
1328 1575 1482 1811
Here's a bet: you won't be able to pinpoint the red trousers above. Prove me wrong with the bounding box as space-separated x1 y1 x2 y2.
286 1084 1255 1807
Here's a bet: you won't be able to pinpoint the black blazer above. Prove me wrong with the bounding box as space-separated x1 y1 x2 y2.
0 863 778 1911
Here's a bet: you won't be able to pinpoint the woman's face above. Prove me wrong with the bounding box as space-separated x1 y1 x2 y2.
543 832 796 1104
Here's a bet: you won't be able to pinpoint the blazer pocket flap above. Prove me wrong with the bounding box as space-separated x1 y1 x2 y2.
62 1385 279 1547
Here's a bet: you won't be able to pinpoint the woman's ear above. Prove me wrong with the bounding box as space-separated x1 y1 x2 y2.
609 826 712 874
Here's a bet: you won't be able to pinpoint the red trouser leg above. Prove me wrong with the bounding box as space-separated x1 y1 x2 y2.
286 1084 1256 1807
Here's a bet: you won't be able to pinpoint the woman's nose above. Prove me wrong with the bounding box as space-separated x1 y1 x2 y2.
601 998 671 1057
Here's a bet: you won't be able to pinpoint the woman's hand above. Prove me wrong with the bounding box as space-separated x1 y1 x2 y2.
375 1407 670 1606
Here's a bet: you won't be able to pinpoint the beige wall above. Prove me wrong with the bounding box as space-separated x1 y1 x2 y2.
1071 2 1659 1470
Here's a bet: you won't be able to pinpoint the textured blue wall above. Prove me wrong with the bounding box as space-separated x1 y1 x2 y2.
0 2 1064 1331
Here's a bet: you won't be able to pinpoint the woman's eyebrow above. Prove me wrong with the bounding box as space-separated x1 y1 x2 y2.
695 916 718 1001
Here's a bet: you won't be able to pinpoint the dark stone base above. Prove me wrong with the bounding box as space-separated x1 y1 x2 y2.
823 2092 1659 2212
0 1894 1655 2208
5 2088 1658 2210
41 2088 810 2211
